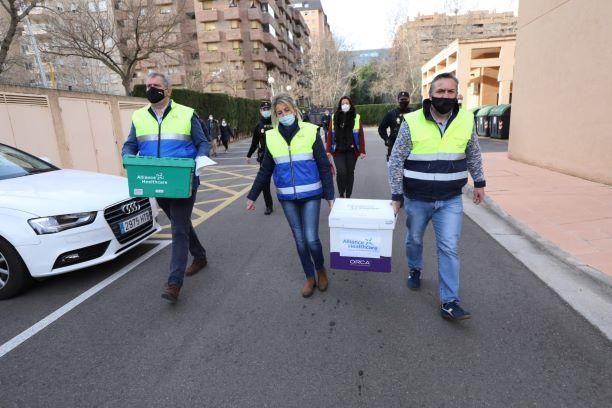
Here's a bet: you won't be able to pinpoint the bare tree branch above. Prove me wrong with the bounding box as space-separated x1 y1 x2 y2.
43 0 190 94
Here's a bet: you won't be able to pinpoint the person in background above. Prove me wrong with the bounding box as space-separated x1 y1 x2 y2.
378 91 411 162
246 100 275 215
388 73 486 321
325 96 366 198
219 118 233 152
246 93 335 298
203 114 219 156
122 72 209 303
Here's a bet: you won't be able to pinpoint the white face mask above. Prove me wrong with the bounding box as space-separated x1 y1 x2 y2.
209 116 213 120
341 104 350 113
221 121 226 126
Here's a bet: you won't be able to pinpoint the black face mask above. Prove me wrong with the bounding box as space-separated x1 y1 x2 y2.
398 100 409 112
430 97 457 114
146 87 165 104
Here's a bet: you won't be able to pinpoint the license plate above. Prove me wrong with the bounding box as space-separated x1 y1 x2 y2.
119 211 152 234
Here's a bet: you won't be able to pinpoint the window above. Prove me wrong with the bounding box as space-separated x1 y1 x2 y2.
232 41 241 49
231 20 240 29
212 83 222 91
202 0 213 10
191 52 199 59
253 61 263 70
207 43 218 51
160 8 171 14
99 0 107 11
255 81 264 89
186 12 195 19
251 21 260 29
204 22 216 31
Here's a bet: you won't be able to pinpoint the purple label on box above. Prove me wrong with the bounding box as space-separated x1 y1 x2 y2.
330 252 391 273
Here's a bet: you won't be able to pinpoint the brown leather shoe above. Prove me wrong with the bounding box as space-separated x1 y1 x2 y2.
317 268 328 292
301 277 316 298
161 284 180 303
185 257 208 277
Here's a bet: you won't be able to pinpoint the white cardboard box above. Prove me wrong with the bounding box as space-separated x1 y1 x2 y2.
328 198 396 273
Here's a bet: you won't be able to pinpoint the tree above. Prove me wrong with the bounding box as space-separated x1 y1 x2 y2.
302 35 353 107
350 62 382 105
0 0 38 75
43 0 189 94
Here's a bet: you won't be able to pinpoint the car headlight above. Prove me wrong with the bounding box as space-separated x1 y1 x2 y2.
28 212 97 235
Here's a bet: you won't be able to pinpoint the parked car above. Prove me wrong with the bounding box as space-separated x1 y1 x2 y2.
0 143 162 299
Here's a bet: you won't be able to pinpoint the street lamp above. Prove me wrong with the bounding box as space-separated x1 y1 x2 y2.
267 76 275 96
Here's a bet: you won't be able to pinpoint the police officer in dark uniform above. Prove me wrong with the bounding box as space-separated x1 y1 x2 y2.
246 100 274 215
378 91 411 161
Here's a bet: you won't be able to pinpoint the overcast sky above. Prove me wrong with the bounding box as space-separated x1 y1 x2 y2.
319 0 519 50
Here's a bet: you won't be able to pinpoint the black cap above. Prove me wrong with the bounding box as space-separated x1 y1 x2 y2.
260 100 271 109
398 91 410 99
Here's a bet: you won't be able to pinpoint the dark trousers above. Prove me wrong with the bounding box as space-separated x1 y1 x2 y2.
333 151 358 198
221 137 229 150
262 178 273 209
156 190 206 288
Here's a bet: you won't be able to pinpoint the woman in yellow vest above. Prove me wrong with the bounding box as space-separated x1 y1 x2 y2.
325 96 366 198
246 94 335 298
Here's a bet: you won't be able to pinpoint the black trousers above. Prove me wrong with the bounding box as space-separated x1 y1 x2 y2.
333 151 358 198
262 178 273 209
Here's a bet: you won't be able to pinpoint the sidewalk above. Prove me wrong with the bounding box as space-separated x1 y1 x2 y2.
475 151 612 281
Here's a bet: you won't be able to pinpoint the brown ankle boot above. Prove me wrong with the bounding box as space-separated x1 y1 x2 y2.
161 284 180 303
301 277 316 298
317 268 328 292
185 257 208 276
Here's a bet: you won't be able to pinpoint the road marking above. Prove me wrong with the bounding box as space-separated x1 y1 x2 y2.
0 240 171 359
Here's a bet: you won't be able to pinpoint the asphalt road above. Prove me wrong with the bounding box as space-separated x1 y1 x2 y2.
1 130 610 407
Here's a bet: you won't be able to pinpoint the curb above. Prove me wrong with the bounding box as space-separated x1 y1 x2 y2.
463 184 612 289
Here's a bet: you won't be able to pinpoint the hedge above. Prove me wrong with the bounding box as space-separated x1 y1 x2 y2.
133 85 260 135
355 103 422 126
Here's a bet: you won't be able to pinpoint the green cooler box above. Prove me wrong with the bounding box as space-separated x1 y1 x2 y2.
123 155 195 198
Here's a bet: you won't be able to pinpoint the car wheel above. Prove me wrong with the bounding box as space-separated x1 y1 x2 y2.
0 236 32 300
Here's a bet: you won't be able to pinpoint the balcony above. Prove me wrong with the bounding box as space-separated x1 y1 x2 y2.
225 30 243 41
250 69 268 81
247 7 264 22
198 9 221 22
224 7 241 20
201 51 222 63
249 29 263 42
262 32 281 50
251 48 265 62
201 31 222 42
263 51 281 67
225 50 244 61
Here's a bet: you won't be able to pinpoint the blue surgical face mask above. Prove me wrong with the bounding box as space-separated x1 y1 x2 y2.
261 110 271 119
278 114 295 126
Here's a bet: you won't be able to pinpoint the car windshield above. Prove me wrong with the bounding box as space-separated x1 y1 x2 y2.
0 144 58 180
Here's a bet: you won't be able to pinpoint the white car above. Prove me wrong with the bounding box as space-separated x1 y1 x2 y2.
0 143 161 299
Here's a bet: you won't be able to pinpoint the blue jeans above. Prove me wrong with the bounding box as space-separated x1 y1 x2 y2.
404 195 463 303
280 199 325 278
156 190 206 288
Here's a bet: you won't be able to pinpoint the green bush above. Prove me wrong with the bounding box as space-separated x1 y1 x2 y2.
133 85 260 135
355 103 422 126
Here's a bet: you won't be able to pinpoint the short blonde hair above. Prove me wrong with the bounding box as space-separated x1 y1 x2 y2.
271 93 302 121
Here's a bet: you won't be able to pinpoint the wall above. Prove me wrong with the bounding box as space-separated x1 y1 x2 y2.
0 85 146 176
509 0 612 184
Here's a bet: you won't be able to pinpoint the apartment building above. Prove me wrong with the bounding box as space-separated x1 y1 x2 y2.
291 0 331 45
421 36 516 111
196 0 310 99
394 10 517 70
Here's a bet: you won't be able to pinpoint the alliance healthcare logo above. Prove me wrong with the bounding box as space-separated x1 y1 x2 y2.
341 237 379 253
136 172 168 185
